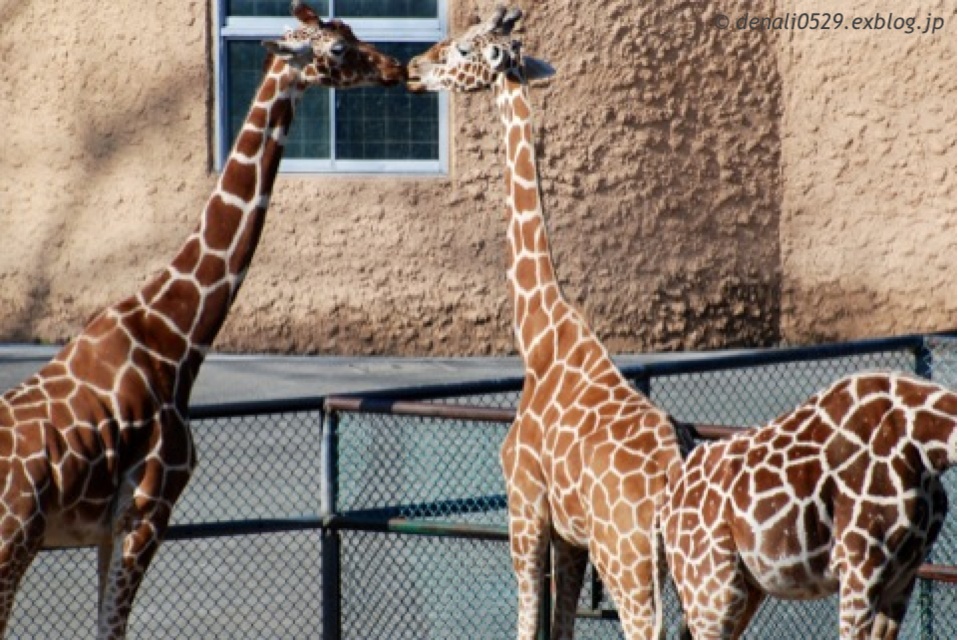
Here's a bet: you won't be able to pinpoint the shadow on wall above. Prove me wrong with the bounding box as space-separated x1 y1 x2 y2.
537 0 784 353
3 42 211 343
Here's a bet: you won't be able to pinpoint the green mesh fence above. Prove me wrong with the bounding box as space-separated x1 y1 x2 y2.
2 335 954 638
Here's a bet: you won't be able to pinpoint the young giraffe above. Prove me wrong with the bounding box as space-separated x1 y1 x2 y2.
409 9 684 639
0 5 403 638
662 371 956 639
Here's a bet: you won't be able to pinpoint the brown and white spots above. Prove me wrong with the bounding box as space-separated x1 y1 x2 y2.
0 4 403 639
408 8 683 639
662 371 956 639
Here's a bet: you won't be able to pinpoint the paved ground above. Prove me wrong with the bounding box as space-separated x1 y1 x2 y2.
0 343 739 405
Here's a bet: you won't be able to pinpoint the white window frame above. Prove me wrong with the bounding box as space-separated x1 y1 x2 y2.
214 1 449 175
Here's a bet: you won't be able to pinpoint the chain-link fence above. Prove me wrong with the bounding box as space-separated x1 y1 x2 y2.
3 333 955 638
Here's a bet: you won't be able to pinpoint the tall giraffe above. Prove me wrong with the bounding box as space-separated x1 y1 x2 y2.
0 4 403 638
661 371 956 639
409 9 684 639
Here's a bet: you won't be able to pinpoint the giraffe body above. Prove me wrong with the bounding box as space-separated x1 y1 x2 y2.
0 4 402 637
662 371 956 639
409 10 683 638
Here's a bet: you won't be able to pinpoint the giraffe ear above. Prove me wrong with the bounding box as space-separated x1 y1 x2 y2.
522 56 555 81
262 39 313 62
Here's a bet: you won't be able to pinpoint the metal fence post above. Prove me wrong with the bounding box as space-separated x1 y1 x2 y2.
321 408 342 640
633 366 652 398
912 335 941 639
914 336 934 381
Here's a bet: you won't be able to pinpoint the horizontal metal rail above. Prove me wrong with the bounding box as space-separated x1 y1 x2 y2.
161 515 957 584
323 396 957 586
322 515 509 542
185 332 956 420
326 396 741 441
326 396 516 422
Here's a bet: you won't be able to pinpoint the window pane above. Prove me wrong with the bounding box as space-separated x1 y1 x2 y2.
334 42 439 160
336 0 436 18
227 0 329 16
226 41 331 159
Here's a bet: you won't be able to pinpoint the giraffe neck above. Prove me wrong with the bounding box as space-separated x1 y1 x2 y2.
137 55 300 365
494 71 608 373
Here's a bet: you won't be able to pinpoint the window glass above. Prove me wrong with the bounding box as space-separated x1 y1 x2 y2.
227 0 330 16
226 41 333 159
219 0 445 171
334 42 438 160
336 0 437 18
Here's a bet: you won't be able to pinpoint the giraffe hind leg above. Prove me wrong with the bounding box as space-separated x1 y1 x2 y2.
97 518 163 640
550 535 587 640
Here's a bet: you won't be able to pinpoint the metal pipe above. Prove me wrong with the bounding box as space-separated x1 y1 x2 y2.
326 396 516 423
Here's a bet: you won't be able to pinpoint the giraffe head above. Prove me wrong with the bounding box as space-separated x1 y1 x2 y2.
406 6 554 93
262 1 406 88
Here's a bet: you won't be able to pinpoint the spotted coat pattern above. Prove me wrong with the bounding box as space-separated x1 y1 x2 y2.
662 371 956 639
409 9 683 639
0 4 402 638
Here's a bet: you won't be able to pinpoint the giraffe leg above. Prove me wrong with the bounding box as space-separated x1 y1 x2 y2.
680 535 754 640
501 418 551 640
869 575 919 640
837 571 883 640
0 518 42 638
550 535 587 640
97 464 190 640
0 476 48 638
603 557 660 640
506 493 550 640
97 539 114 613
97 511 170 640
729 583 765 640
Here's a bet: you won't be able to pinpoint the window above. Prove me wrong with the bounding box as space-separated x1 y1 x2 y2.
215 0 447 174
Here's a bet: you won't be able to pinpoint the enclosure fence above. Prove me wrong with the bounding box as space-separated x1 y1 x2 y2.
5 333 956 638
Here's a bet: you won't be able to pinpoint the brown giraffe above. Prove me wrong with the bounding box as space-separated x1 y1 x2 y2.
408 9 684 639
661 371 956 639
0 4 403 638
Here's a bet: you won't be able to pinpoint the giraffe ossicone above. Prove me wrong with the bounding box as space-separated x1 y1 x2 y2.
409 9 683 639
0 4 401 639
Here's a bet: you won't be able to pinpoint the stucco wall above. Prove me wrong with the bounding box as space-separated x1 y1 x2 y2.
0 1 952 356
775 0 957 343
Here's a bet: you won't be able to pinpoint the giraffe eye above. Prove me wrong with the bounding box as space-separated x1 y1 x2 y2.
330 42 347 56
455 43 472 57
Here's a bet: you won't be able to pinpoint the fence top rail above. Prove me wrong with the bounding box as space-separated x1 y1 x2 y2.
185 331 955 421
189 395 327 420
325 396 516 423
334 332 952 402
618 332 943 380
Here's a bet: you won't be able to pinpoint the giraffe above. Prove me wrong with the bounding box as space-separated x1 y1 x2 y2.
661 370 957 639
408 8 684 639
0 4 403 638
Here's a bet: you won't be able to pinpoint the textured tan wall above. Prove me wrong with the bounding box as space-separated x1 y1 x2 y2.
775 0 957 341
0 1 951 356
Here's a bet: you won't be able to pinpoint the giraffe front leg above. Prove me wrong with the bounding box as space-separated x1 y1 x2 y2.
97 471 186 640
507 490 551 640
0 500 44 639
501 418 551 640
550 535 587 640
